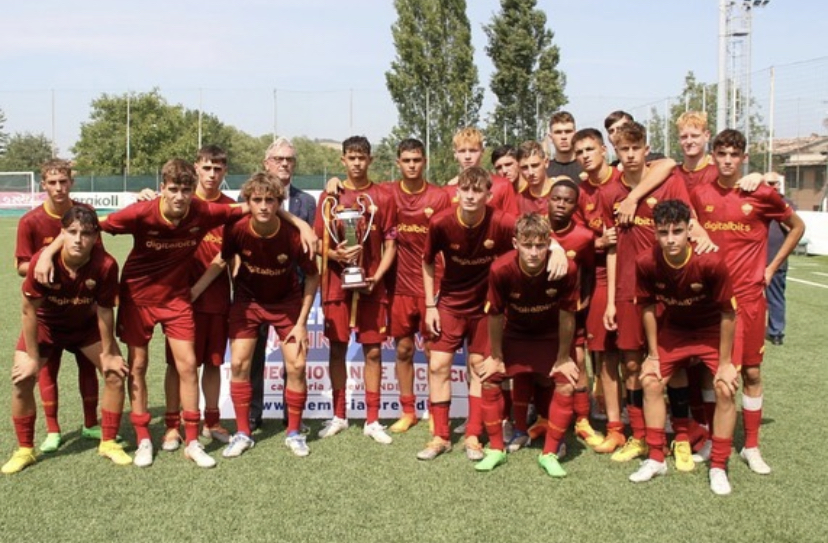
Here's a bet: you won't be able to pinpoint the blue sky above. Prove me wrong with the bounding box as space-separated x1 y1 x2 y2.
1 0 825 156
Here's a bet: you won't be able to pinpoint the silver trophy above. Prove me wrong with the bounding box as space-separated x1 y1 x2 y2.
322 193 376 290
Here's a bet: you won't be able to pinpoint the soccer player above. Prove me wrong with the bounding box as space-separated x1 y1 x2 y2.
674 111 718 193
161 145 235 452
385 138 452 433
491 144 522 192
217 173 319 458
4 206 130 474
690 129 805 474
515 140 554 216
418 166 516 461
630 200 739 495
545 111 583 181
314 136 398 444
602 122 696 463
547 178 603 448
14 159 102 452
482 213 580 474
248 137 316 431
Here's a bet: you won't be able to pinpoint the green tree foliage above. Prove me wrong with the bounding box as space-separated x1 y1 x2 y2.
386 0 483 183
483 0 566 145
0 108 9 156
0 132 54 172
291 137 342 177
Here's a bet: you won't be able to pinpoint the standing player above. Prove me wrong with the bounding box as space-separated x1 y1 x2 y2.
491 145 522 192
690 129 805 474
418 166 516 461
219 174 319 458
14 159 101 452
545 111 583 181
385 138 452 433
482 213 580 474
161 145 234 452
515 141 554 216
630 200 739 495
4 206 130 473
314 136 398 444
674 112 718 192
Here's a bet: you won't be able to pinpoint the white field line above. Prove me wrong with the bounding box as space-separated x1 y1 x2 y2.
788 277 828 289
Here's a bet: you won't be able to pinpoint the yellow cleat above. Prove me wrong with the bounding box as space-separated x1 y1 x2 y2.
594 430 626 454
2 447 37 474
611 437 648 462
527 416 548 441
389 414 419 434
672 440 695 472
574 418 605 448
98 440 132 466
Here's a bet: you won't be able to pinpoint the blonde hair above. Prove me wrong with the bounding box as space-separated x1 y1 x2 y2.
676 111 709 131
453 127 484 150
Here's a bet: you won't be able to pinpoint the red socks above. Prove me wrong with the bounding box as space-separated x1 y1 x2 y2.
543 393 573 455
285 388 307 434
400 394 416 417
182 410 200 444
38 360 61 433
646 427 667 462
13 415 36 448
573 388 591 422
230 381 253 436
332 388 347 420
203 408 220 429
465 395 483 439
710 436 733 470
430 401 451 440
481 386 505 451
77 353 100 428
365 390 381 424
101 409 122 442
130 411 152 442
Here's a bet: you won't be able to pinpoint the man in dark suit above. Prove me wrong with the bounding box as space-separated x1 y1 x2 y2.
249 137 317 430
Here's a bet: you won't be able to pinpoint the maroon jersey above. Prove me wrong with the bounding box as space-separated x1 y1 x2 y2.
486 252 578 340
677 158 718 193
314 181 397 304
222 215 318 305
551 220 595 305
442 174 519 218
15 200 98 270
576 167 620 284
384 180 451 297
516 184 552 217
101 197 243 306
636 245 736 331
424 206 515 314
191 192 235 315
22 246 119 336
602 171 691 302
691 181 792 300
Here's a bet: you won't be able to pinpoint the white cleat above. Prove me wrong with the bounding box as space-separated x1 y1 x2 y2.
629 459 667 483
185 441 217 468
740 447 771 475
317 417 349 439
133 439 154 468
709 468 732 495
363 421 393 445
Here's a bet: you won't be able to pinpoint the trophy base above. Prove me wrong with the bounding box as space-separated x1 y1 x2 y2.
341 267 369 290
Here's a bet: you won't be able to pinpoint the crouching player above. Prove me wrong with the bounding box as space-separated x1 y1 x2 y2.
219 174 319 458
4 206 130 473
630 200 739 495
482 213 580 475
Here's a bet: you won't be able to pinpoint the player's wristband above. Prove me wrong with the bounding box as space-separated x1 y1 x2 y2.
426 304 436 309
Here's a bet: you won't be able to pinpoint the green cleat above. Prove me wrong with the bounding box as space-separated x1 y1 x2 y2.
82 425 103 440
538 452 567 478
474 449 507 472
40 433 62 453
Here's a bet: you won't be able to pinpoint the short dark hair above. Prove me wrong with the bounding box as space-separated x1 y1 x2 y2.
342 136 371 156
457 166 492 191
711 129 747 153
551 176 580 201
616 122 647 146
161 159 198 187
491 144 517 166
572 128 605 147
516 140 546 162
653 199 691 227
604 110 634 131
40 158 73 181
550 111 576 127
397 138 425 157
196 144 227 165
61 205 99 231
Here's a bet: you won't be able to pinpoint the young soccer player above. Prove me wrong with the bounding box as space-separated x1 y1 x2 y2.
482 213 580 474
161 145 235 452
690 129 805 474
545 111 583 181
515 141 554 217
14 159 102 452
314 136 398 444
631 200 739 495
491 145 522 192
4 206 130 474
217 173 319 458
385 138 452 433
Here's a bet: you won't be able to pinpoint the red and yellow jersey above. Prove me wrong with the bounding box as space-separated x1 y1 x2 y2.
191 192 235 315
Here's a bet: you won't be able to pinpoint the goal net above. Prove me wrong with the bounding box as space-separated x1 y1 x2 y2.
0 171 38 210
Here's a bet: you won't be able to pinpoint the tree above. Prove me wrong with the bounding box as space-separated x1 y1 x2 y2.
0 132 54 172
0 108 9 156
483 0 566 145
386 0 483 183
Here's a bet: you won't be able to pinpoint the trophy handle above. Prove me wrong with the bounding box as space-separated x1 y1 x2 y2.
321 195 341 245
355 193 376 244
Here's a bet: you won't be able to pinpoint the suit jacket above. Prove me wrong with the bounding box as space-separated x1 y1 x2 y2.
287 184 317 225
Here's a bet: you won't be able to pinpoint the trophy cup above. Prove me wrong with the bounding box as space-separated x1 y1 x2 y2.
322 193 375 290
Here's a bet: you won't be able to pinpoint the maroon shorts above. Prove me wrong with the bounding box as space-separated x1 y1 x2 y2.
323 300 388 344
430 309 489 356
16 326 99 361
615 300 644 352
503 337 557 376
389 294 428 338
165 311 229 367
586 281 616 352
117 298 195 346
733 295 767 368
657 327 723 378
229 299 301 342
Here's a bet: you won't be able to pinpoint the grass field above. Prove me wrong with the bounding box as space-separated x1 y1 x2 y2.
0 216 826 543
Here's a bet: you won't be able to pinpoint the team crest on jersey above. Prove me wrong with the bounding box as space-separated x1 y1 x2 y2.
189 227 200 234
242 249 252 257
424 207 434 218
277 254 288 263
566 250 576 260
655 282 665 290
450 243 460 250
484 239 494 249
705 205 714 213
586 203 595 212
545 288 558 297
691 283 703 292
84 279 96 290
741 203 753 216
509 292 521 299
44 236 54 244
646 197 658 208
